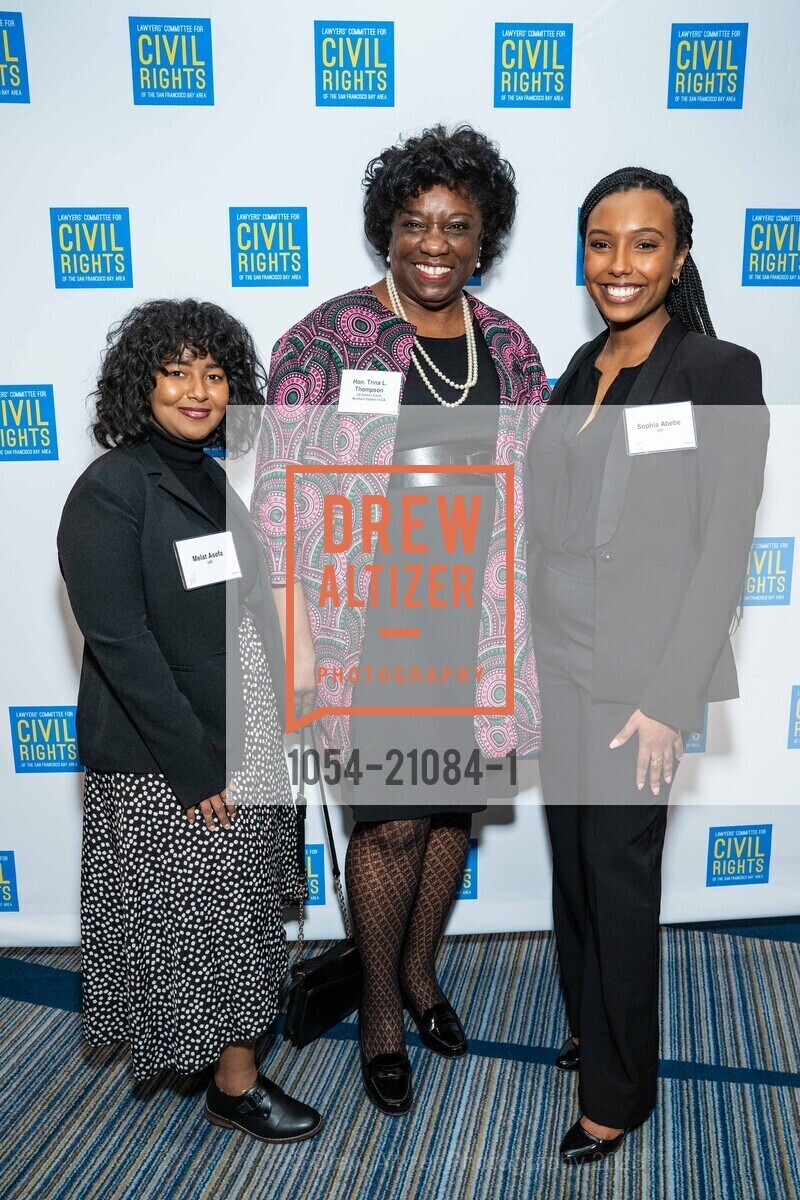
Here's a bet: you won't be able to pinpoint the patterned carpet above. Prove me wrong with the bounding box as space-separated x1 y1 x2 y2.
0 927 798 1200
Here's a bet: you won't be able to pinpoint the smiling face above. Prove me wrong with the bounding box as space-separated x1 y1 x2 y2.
150 350 229 441
583 188 689 328
387 183 483 314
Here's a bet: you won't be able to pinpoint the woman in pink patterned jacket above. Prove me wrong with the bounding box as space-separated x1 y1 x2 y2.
252 125 548 1115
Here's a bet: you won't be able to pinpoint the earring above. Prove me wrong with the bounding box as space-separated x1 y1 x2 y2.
386 255 391 265
476 259 482 271
671 275 681 287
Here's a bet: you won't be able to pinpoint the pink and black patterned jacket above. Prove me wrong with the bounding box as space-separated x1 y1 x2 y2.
251 285 549 758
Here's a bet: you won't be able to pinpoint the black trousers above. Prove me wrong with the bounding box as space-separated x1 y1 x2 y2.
531 551 678 1128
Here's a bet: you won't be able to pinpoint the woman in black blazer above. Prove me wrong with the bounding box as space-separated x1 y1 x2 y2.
525 168 769 1164
58 299 321 1143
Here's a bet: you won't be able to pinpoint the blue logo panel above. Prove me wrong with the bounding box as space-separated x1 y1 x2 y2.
744 537 794 605
230 208 308 287
0 386 58 461
0 11 28 102
575 207 584 284
742 211 800 287
129 17 214 105
456 839 478 900
494 24 572 107
706 824 771 887
304 843 326 905
50 209 132 289
9 707 82 773
0 851 19 911
684 704 708 754
668 24 747 108
788 686 800 750
315 22 394 106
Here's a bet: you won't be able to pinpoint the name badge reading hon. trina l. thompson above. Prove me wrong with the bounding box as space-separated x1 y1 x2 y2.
337 369 402 415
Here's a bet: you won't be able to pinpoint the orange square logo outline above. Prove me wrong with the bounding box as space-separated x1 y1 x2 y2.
285 462 515 733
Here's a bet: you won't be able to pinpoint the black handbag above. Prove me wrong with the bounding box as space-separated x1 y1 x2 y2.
284 727 363 1048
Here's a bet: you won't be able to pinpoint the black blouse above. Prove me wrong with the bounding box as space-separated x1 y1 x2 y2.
527 351 645 558
393 320 500 454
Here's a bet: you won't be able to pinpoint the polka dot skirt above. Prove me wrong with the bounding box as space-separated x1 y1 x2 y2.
80 614 297 1080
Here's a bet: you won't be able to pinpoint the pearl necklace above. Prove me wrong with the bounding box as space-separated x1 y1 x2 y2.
385 269 479 408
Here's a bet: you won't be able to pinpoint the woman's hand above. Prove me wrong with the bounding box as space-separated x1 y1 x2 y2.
186 783 238 830
609 710 684 796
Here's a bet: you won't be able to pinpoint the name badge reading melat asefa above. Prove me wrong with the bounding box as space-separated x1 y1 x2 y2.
337 369 402 415
174 531 242 590
624 401 698 456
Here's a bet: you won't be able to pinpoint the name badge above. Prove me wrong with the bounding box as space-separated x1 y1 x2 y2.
624 401 697 455
337 369 402 415
174 531 242 590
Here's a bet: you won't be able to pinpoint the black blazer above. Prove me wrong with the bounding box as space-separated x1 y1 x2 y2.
525 318 770 733
57 441 286 808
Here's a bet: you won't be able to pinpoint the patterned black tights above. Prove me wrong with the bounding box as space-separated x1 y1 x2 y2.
400 813 472 1010
345 813 472 1062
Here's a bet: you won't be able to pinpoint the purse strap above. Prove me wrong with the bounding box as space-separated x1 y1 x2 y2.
294 724 353 961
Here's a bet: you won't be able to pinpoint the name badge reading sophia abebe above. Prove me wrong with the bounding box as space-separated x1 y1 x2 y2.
174 531 242 590
624 401 698 456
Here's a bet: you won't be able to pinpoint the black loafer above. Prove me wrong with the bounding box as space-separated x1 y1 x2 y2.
359 1025 413 1115
403 992 468 1058
205 1074 322 1143
559 1119 628 1164
555 1036 580 1071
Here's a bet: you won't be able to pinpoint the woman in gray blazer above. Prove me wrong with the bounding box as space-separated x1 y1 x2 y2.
58 299 321 1143
525 168 769 1164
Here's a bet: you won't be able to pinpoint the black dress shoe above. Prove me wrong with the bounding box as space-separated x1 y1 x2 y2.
359 1025 413 1115
555 1036 580 1071
403 992 468 1058
559 1119 628 1164
205 1074 322 1143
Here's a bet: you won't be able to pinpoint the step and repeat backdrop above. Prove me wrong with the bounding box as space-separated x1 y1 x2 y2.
1 0 799 943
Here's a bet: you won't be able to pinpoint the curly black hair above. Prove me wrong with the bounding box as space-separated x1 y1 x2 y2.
363 124 517 274
579 167 716 337
91 298 266 456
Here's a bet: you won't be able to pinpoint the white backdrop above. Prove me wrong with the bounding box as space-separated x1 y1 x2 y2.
1 0 799 944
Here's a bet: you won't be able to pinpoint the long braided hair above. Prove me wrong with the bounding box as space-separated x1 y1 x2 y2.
578 167 716 337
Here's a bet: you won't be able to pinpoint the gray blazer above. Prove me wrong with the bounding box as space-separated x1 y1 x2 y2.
525 317 770 732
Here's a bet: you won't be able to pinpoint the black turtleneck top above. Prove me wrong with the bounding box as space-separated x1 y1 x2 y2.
149 426 226 527
149 425 259 604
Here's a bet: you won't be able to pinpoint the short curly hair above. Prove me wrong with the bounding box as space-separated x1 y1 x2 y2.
91 298 266 456
363 124 517 274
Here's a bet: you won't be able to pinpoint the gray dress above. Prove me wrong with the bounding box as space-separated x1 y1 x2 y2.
343 324 508 822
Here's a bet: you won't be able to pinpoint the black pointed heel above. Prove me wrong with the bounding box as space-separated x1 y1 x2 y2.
555 1035 580 1071
560 1119 628 1164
